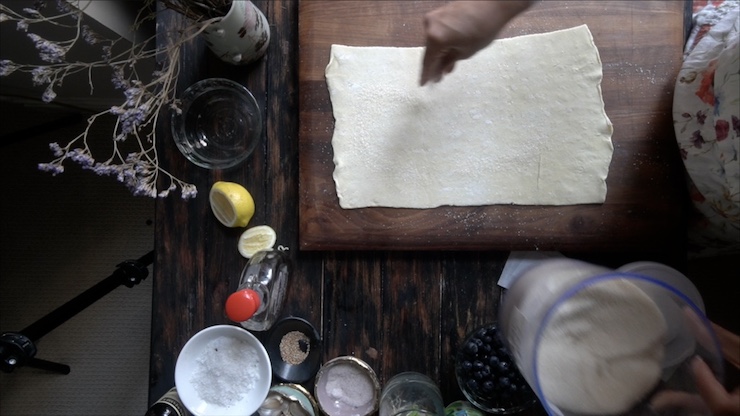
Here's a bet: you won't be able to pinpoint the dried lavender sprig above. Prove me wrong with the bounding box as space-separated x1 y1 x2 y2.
1 0 225 199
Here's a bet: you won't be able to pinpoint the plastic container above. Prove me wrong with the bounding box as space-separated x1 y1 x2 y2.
499 259 724 416
379 372 445 416
225 249 290 331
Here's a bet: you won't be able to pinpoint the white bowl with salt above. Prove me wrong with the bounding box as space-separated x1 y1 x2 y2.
175 324 272 416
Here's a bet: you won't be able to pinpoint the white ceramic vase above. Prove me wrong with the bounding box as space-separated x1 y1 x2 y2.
201 0 270 65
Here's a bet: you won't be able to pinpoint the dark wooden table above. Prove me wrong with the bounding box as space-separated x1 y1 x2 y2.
149 1 690 414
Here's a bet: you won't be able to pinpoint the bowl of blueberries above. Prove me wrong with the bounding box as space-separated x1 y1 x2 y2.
455 323 538 413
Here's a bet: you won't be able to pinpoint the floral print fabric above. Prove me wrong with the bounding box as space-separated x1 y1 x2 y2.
673 0 739 257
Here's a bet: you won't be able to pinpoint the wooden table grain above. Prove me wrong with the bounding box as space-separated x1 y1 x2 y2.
298 1 690 252
150 1 690 414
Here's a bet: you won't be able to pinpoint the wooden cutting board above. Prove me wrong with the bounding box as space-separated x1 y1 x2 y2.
298 0 689 252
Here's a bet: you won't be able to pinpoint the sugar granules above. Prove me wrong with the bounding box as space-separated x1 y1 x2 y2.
324 362 374 408
190 335 260 407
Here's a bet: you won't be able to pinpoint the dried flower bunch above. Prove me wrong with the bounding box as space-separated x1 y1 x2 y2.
0 0 233 198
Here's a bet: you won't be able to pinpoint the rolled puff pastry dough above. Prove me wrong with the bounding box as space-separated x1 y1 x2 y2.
326 25 613 209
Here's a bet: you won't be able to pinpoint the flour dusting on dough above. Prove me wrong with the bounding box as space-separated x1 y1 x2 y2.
326 25 613 209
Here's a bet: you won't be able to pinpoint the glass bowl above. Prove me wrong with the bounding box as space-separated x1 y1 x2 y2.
171 78 261 170
455 323 538 414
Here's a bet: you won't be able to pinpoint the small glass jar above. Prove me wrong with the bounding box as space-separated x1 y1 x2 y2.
379 372 445 416
225 249 290 331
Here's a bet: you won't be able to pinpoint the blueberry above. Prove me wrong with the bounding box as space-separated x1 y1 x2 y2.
460 325 539 408
482 380 495 392
486 326 498 337
466 379 479 391
488 355 500 368
464 341 478 355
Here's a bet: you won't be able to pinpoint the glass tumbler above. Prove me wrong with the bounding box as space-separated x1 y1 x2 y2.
171 78 261 170
379 372 445 416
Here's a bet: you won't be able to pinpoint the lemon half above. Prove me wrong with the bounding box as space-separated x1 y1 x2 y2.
209 181 255 227
238 225 277 258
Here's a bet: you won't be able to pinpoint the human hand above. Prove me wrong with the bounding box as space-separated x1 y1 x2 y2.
709 322 740 369
693 355 740 415
420 0 533 85
650 322 740 415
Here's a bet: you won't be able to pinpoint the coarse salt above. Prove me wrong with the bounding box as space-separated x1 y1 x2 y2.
191 335 260 407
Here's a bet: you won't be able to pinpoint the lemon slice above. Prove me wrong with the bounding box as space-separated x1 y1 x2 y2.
238 225 277 258
209 181 255 227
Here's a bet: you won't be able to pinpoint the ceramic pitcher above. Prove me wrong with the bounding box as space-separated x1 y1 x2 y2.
202 0 270 65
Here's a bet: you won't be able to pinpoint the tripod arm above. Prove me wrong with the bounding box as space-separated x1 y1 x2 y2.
0 332 70 374
0 251 154 374
20 251 154 342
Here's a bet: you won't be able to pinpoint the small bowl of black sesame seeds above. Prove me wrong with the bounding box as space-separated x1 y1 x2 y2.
455 323 538 414
264 316 322 384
